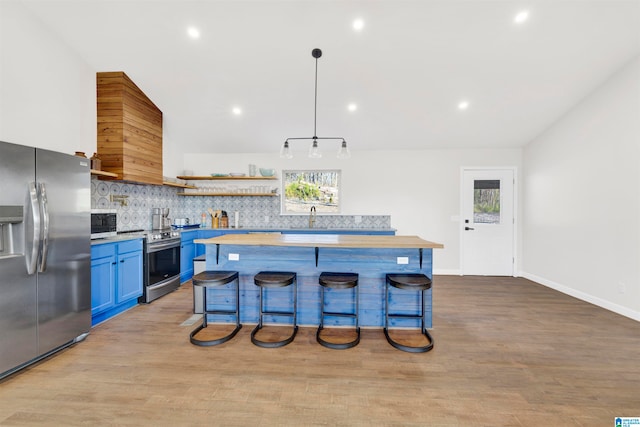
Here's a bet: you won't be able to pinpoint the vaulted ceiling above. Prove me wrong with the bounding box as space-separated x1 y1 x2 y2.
21 0 640 154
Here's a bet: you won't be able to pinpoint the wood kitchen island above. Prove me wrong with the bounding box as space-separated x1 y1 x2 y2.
194 234 444 328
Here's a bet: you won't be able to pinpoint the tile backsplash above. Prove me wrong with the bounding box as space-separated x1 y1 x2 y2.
91 178 391 231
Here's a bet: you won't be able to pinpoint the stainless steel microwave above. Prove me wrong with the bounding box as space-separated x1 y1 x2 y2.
91 209 117 239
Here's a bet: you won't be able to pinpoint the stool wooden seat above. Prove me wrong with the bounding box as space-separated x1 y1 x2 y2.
384 273 434 353
190 271 242 347
251 271 298 348
317 272 360 350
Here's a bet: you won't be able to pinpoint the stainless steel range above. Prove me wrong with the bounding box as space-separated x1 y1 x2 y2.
140 229 181 303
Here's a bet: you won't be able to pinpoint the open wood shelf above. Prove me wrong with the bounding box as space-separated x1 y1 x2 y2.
90 169 118 178
177 192 278 197
163 181 196 189
177 175 277 181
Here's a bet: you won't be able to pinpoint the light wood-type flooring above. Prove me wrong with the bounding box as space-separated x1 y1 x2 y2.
1 276 638 426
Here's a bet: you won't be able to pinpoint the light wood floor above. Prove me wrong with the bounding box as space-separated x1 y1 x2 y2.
1 276 638 426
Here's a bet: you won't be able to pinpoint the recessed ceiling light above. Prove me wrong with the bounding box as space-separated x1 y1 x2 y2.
232 106 242 115
514 10 529 24
187 27 200 39
458 101 470 111
352 18 365 32
347 103 358 112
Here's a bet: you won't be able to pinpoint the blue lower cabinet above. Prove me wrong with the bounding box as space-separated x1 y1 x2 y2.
180 231 197 283
91 239 143 326
116 246 143 303
90 244 116 316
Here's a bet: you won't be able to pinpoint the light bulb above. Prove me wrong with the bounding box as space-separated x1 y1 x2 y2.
308 139 322 158
337 140 351 159
280 141 293 159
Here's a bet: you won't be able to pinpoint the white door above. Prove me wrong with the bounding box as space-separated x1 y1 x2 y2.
461 168 515 276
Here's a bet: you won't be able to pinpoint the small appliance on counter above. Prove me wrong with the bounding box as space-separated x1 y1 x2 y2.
91 209 117 239
151 207 171 230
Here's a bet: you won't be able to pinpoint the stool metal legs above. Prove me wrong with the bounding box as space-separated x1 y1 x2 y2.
251 275 298 348
384 277 434 353
190 277 242 347
316 284 361 349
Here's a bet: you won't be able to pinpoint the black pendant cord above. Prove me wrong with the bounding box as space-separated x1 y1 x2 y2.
283 48 348 156
313 55 318 139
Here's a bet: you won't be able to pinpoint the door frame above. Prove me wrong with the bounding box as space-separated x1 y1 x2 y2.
459 166 518 277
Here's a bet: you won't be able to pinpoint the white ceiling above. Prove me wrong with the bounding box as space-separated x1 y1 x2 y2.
21 0 640 154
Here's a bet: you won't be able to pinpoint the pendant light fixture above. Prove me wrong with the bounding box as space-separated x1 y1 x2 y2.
281 48 351 159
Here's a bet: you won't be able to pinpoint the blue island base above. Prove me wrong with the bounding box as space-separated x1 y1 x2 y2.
203 244 433 329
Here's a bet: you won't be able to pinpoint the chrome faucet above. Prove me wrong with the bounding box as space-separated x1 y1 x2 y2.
309 206 316 228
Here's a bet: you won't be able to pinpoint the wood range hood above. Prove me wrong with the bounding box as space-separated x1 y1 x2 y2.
96 71 163 185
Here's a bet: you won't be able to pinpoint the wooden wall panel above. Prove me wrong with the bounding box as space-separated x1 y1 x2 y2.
96 71 163 185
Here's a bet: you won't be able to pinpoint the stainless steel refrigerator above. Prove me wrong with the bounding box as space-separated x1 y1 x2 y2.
0 140 91 379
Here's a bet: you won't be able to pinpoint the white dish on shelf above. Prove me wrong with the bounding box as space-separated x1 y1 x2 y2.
229 173 246 177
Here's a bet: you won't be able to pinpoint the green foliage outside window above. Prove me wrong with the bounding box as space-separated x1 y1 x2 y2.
285 178 321 201
474 189 500 213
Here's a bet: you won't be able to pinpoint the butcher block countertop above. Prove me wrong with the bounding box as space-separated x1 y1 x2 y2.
194 233 444 249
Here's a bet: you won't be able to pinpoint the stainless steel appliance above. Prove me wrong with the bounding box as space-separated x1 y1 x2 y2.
152 207 171 231
140 229 181 303
1 140 91 379
90 209 117 239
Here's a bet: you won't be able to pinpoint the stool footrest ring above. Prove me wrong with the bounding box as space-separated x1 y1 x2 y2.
383 327 434 353
190 323 243 347
251 324 298 348
190 270 241 347
316 325 361 350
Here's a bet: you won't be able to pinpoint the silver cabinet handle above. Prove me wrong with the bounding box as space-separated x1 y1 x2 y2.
26 182 41 275
38 182 49 273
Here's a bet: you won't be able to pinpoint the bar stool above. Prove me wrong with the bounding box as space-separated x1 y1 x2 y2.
316 272 360 350
384 273 434 353
251 271 298 348
189 271 242 347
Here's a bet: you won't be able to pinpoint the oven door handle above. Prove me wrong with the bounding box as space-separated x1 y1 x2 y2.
147 280 174 291
147 240 180 252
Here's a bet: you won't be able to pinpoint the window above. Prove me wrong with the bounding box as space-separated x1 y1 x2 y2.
281 170 341 214
474 179 500 224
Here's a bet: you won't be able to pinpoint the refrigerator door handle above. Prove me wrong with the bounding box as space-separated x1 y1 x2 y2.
26 182 41 275
38 182 49 273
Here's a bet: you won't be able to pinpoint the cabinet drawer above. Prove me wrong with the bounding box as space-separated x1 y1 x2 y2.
118 238 143 253
91 242 116 259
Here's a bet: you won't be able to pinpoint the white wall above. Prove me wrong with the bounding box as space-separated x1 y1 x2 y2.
9 0 636 322
184 148 523 274
0 1 95 155
522 55 640 320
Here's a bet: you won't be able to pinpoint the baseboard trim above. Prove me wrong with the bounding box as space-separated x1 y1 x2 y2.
520 271 640 322
433 269 460 276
